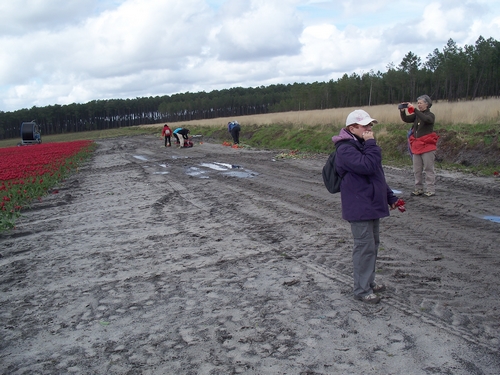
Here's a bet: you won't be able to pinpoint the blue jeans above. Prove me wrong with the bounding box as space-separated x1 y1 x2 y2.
350 219 380 297
230 125 240 144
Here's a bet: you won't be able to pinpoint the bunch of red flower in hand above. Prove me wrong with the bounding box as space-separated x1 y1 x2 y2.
395 198 406 212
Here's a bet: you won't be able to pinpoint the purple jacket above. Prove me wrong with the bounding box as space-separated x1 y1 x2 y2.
332 128 397 221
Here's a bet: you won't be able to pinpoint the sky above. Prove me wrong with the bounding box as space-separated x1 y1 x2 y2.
1 0 499 112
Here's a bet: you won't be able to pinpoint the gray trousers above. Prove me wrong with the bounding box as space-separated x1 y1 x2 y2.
412 150 436 193
350 220 380 297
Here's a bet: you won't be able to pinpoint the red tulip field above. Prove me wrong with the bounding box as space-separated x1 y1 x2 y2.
0 140 94 230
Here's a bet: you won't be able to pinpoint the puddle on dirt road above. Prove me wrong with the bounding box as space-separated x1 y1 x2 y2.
200 162 245 171
222 170 257 178
134 156 170 174
187 162 258 179
186 167 209 179
483 216 500 224
200 163 229 171
133 154 255 179
152 163 170 174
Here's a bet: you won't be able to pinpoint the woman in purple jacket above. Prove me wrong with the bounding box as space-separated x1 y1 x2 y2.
332 109 399 304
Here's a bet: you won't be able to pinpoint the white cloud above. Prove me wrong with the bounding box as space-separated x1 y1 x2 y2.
0 1 92 35
213 1 303 60
282 23 384 77
341 0 393 17
417 3 473 41
1 0 500 111
467 15 500 45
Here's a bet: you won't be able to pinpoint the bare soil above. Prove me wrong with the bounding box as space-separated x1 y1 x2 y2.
1 135 500 375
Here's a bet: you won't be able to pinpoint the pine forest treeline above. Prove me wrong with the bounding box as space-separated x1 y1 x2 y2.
1 36 499 140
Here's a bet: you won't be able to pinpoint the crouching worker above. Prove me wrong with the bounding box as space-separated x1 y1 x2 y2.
227 121 241 145
173 128 190 148
332 109 399 304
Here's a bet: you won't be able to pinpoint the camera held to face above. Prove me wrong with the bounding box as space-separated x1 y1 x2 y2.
398 103 408 109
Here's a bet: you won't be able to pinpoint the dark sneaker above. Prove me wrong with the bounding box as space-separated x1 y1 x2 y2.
355 293 381 304
371 284 386 293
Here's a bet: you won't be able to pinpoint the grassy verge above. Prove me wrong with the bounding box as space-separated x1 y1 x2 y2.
186 122 499 176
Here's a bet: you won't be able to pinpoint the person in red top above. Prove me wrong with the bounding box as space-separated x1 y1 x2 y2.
161 124 172 147
400 95 438 197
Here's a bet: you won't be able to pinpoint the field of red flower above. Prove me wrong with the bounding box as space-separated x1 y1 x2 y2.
0 140 95 230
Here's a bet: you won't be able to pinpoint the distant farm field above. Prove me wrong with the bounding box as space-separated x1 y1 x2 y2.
146 97 500 128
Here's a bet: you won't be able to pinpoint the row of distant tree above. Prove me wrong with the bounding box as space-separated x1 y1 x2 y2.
1 36 499 140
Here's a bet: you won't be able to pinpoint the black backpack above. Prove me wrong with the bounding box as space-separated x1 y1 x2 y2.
322 143 353 194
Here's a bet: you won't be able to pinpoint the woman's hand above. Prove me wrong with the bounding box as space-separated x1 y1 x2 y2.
407 103 416 114
362 130 374 141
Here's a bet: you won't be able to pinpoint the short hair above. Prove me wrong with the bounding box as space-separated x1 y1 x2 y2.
417 95 432 108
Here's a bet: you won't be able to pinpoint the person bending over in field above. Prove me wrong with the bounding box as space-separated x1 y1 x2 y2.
173 128 190 148
227 121 241 145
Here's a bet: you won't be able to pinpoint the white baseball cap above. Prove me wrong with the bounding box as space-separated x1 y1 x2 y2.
345 109 378 127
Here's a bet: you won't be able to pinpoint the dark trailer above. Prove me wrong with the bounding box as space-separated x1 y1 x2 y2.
19 121 41 146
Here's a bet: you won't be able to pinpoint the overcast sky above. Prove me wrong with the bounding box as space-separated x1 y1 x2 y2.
1 0 499 112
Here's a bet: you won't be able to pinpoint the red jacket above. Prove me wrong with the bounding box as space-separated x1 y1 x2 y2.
162 126 172 137
409 132 439 155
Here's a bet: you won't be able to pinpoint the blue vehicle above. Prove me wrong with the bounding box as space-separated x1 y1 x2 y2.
19 121 42 145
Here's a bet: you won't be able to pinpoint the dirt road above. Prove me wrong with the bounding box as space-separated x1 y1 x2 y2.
1 135 499 374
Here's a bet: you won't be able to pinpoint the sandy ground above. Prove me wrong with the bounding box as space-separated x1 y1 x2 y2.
1 135 500 375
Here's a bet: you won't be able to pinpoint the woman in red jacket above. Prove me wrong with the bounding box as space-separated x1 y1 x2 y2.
400 95 438 197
